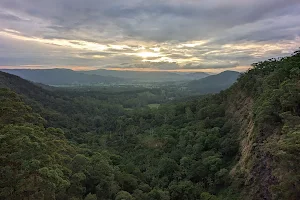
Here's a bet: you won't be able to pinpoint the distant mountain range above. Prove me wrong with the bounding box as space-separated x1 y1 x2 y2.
184 72 213 80
0 69 123 85
0 68 211 85
0 69 240 93
82 69 210 82
187 71 240 94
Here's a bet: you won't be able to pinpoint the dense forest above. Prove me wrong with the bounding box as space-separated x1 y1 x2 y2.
1 51 300 200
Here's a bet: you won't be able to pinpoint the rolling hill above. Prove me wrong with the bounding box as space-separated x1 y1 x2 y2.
184 72 212 79
187 70 240 94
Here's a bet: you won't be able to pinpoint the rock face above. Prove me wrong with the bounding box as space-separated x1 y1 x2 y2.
226 90 277 200
223 52 300 200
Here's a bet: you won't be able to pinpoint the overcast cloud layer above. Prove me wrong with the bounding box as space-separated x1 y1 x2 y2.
0 0 299 72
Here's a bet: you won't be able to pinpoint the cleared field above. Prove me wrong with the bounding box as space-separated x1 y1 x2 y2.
148 104 160 109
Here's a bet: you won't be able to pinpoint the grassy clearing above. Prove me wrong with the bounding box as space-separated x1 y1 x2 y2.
148 104 160 109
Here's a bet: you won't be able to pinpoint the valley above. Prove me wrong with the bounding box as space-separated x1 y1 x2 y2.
1 52 300 200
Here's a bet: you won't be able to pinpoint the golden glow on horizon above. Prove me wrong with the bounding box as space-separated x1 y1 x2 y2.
0 65 252 73
104 65 252 73
1 29 299 73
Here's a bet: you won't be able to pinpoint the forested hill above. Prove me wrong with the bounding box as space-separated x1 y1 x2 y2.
0 70 55 98
187 71 240 94
1 51 300 200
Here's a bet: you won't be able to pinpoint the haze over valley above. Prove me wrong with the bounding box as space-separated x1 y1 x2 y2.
0 1 300 200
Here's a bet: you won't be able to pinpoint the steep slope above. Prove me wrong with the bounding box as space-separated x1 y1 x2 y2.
1 68 123 85
0 71 127 133
224 51 300 200
0 71 58 102
187 71 240 94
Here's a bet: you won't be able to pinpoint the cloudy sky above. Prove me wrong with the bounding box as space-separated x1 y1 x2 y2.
0 0 299 72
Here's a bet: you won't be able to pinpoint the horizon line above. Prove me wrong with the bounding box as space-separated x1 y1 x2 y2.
0 65 251 73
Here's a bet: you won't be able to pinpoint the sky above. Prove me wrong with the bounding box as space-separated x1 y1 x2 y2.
0 0 299 73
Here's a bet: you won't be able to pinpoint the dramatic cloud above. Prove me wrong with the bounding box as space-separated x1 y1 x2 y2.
0 0 299 72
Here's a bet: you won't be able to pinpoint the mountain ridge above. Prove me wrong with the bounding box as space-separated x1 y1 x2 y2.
187 70 240 94
0 68 124 85
83 69 211 82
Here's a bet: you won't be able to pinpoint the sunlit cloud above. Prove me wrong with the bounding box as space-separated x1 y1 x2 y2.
221 37 300 58
142 56 202 64
177 40 210 48
135 52 163 58
142 57 174 63
3 29 20 34
0 0 299 72
0 31 108 51
149 47 161 52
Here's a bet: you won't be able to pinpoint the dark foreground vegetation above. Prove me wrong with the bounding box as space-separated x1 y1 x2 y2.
0 51 300 200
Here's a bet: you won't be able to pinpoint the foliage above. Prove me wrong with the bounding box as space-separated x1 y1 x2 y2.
1 51 300 199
